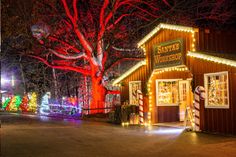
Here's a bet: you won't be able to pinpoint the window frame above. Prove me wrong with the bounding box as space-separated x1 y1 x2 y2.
156 79 181 106
204 71 229 109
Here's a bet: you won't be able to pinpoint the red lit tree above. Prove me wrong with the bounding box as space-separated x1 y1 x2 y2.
29 0 172 113
28 0 235 113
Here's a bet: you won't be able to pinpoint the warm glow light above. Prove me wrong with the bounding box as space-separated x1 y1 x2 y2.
187 51 236 67
138 23 195 47
112 60 146 85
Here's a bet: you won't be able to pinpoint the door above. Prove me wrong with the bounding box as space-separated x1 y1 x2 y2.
179 80 190 121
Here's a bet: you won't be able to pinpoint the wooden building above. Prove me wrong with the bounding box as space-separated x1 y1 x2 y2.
112 23 236 135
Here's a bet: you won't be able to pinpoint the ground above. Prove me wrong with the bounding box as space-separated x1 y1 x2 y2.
1 113 236 157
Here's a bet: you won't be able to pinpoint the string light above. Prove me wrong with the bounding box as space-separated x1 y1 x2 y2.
112 60 146 86
146 66 189 125
138 23 195 47
140 46 146 55
121 122 130 126
187 51 236 67
147 70 156 124
155 66 189 74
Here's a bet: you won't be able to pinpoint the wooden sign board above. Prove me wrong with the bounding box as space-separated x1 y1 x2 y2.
153 39 184 69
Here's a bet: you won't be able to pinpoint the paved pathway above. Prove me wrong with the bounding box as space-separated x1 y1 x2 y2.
1 113 236 157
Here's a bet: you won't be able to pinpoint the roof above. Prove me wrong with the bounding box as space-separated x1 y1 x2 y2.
112 23 236 86
137 23 196 47
187 51 236 67
112 60 146 85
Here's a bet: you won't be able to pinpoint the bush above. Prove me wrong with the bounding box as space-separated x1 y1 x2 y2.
109 104 139 124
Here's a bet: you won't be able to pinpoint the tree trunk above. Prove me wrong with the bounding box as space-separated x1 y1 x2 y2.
52 68 58 99
90 76 106 114
19 63 27 93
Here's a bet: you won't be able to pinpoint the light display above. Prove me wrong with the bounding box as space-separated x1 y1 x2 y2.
1 92 80 117
2 98 11 110
187 51 236 67
2 96 22 111
28 92 38 113
9 96 22 111
2 93 38 112
40 94 80 116
20 95 29 112
40 92 50 115
54 96 80 115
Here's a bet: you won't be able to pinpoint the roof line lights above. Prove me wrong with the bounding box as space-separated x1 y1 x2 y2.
137 23 195 47
187 51 236 67
112 60 146 86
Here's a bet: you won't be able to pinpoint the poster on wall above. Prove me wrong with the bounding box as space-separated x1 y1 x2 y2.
129 81 141 105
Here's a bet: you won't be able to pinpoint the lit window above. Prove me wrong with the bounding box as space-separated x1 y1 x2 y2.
129 81 141 105
204 71 229 108
156 80 179 106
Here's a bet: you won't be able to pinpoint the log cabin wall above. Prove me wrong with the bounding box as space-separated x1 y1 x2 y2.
198 29 236 56
187 57 236 135
186 29 236 135
120 66 149 104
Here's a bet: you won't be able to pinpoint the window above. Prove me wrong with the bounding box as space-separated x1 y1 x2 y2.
156 80 179 106
204 71 229 108
129 81 141 105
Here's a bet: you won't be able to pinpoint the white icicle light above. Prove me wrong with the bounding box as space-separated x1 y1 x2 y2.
137 23 195 47
187 51 236 67
112 60 146 86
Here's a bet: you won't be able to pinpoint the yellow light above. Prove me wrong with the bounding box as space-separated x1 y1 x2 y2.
138 23 195 47
112 60 146 85
187 51 236 67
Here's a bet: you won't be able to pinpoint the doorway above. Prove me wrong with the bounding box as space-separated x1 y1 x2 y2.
179 80 191 121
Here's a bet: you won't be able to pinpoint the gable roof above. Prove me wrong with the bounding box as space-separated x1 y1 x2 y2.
137 23 196 47
112 60 146 86
187 51 236 67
